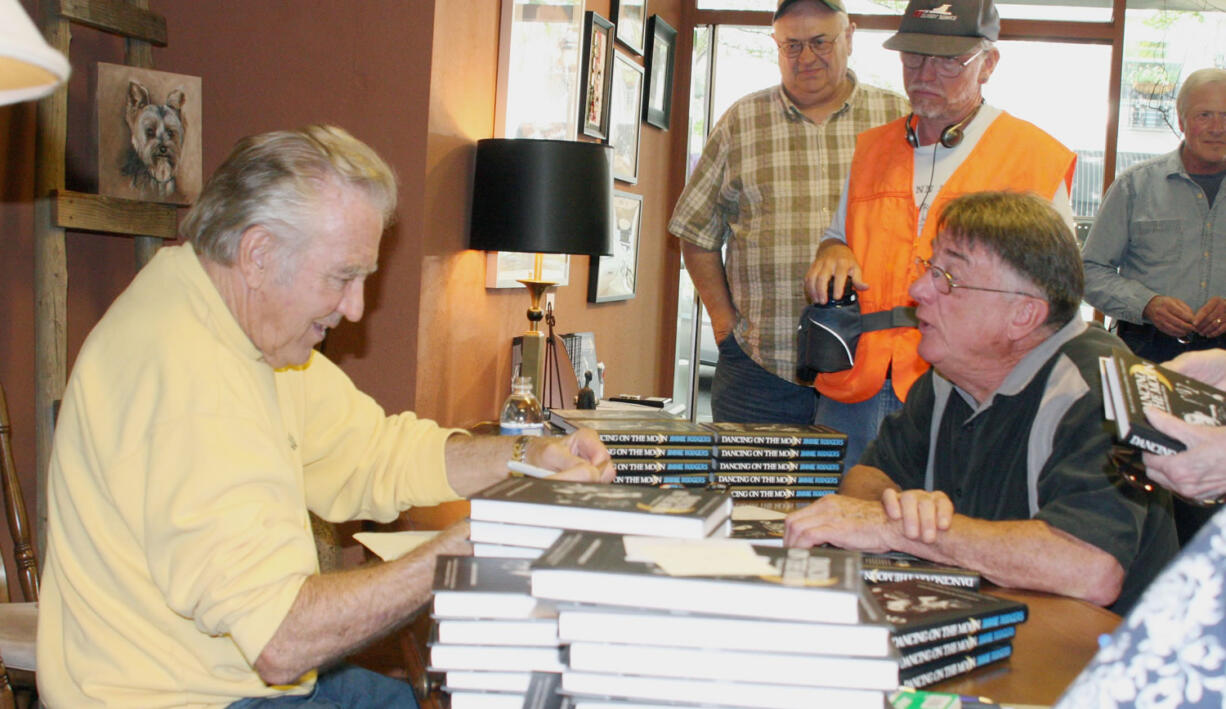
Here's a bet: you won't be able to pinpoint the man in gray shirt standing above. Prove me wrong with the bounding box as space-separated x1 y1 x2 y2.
1082 66 1226 543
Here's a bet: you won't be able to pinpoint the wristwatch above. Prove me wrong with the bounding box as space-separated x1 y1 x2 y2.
511 434 532 464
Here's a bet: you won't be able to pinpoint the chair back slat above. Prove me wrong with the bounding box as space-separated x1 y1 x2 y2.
0 384 38 602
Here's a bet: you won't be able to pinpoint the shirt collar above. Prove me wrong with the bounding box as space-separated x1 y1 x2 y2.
941 317 1089 416
776 69 859 123
171 244 268 364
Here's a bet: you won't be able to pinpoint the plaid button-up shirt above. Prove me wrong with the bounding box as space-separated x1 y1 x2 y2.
670 73 909 383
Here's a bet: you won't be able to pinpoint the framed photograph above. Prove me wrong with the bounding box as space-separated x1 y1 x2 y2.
579 12 615 141
611 0 648 56
642 16 677 130
588 190 642 303
609 51 644 184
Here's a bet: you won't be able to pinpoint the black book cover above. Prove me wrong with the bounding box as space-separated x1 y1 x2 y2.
713 459 843 473
433 555 531 594
899 640 1014 687
701 422 848 449
531 530 862 623
713 472 841 486
861 552 981 590
868 579 1027 649
1102 348 1226 455
897 625 1017 670
605 444 713 458
469 477 732 538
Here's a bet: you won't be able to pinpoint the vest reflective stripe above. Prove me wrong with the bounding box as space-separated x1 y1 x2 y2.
815 112 1076 403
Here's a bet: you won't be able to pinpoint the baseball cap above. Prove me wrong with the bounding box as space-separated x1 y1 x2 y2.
775 0 846 21
882 0 1000 57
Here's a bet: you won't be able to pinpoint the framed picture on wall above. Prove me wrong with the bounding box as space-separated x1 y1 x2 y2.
642 15 677 130
611 0 648 55
609 50 644 184
588 190 642 303
579 12 615 141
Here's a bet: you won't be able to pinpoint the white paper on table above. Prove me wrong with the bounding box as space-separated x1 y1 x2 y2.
353 531 439 561
730 504 787 521
622 536 777 576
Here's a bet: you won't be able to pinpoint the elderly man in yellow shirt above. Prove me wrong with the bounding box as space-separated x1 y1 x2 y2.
38 125 613 709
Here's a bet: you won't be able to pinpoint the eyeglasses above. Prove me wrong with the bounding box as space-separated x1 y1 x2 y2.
900 48 983 78
915 257 1045 300
776 34 840 59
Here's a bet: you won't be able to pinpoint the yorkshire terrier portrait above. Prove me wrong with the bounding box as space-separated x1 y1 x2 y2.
121 79 186 201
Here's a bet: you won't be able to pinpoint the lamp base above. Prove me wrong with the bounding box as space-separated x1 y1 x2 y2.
517 279 556 403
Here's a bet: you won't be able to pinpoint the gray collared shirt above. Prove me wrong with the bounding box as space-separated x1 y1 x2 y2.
1082 147 1226 324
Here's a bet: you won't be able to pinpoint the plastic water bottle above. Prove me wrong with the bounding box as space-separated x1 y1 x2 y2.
500 376 544 436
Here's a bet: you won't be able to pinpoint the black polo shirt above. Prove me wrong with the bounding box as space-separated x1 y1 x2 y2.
863 318 1178 614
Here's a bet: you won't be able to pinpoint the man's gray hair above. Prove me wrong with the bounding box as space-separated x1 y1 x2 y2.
182 125 398 265
1177 67 1226 124
935 191 1083 327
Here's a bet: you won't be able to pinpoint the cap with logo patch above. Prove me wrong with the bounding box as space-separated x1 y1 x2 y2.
775 0 846 21
882 0 1000 57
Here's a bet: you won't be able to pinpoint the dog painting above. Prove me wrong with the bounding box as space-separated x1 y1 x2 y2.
98 63 202 205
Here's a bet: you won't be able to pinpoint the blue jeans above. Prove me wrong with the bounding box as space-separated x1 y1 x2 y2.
815 380 902 469
711 336 818 424
227 665 419 708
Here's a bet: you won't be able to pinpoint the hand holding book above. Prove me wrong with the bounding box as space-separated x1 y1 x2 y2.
1139 350 1226 504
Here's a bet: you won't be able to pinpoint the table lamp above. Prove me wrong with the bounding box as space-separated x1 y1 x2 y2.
0 0 71 106
469 138 614 406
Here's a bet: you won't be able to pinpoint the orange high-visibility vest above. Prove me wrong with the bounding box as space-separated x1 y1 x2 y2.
815 111 1076 404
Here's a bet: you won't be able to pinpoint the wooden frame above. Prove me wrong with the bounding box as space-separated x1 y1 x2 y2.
588 190 642 303
579 12 615 141
611 0 648 56
642 15 677 130
609 50 644 185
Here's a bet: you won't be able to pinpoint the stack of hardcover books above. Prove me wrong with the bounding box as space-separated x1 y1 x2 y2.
533 530 898 708
429 555 562 709
869 579 1028 688
1100 347 1226 456
466 476 733 559
550 412 849 510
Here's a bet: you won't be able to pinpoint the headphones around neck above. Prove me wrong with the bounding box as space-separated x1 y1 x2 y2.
905 99 985 149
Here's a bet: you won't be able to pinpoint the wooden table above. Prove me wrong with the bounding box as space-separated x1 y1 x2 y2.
930 587 1121 706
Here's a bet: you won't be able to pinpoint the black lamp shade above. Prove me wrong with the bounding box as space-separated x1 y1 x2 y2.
469 138 614 257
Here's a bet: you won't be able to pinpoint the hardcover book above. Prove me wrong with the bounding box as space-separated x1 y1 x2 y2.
713 459 843 473
899 640 1014 688
428 643 566 673
444 671 533 693
432 556 546 619
556 592 892 657
1100 348 1226 455
611 473 711 487
447 691 529 709
726 486 837 500
701 421 848 449
469 478 732 539
868 579 1028 649
897 625 1017 670
713 472 841 486
579 419 717 445
472 542 543 559
861 552 981 590
715 445 842 460
604 444 712 459
530 530 862 623
564 640 899 691
561 671 887 709
469 520 563 550
612 458 714 473
435 616 559 647
728 518 786 545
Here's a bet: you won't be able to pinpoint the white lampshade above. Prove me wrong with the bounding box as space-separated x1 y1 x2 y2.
0 0 70 106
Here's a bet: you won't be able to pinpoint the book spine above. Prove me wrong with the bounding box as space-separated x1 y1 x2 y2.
898 626 1017 669
713 434 845 448
713 473 842 486
612 459 713 473
599 432 716 444
901 643 1013 688
713 459 843 472
716 447 843 459
612 474 711 486
727 486 836 499
606 445 711 458
893 608 1028 648
860 567 980 590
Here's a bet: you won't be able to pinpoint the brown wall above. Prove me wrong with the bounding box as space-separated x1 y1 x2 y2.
0 0 688 586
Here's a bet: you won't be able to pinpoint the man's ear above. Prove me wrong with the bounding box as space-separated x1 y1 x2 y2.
236 225 275 289
1009 295 1050 340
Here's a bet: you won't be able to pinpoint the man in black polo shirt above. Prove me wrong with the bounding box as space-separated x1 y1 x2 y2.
784 191 1177 614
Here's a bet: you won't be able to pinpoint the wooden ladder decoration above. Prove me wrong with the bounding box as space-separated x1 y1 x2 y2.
33 0 176 547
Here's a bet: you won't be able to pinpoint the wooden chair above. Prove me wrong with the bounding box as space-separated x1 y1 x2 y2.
0 382 39 709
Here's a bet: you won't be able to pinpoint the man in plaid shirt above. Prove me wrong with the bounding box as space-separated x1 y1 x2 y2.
669 0 908 424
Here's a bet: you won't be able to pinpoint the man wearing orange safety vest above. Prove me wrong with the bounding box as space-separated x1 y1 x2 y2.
803 0 1076 466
